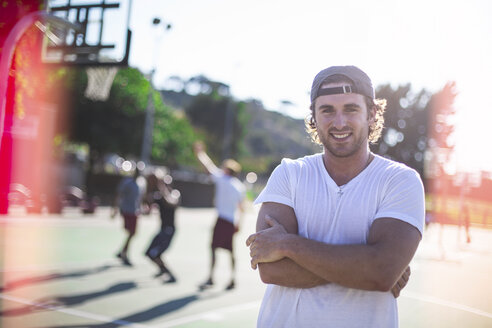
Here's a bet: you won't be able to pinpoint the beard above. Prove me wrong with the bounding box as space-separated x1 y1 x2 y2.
318 127 368 158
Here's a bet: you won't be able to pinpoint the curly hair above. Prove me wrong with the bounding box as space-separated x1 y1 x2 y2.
305 77 386 145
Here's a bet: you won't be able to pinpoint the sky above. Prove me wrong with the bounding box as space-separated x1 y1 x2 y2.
74 0 492 173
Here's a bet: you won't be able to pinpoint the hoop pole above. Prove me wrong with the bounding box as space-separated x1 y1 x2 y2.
0 12 79 149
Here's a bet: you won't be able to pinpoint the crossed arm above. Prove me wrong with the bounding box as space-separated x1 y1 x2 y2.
246 202 420 296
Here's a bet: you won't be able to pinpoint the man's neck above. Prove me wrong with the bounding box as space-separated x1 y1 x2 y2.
322 148 373 186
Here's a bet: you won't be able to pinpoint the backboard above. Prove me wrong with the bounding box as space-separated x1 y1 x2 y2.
43 0 132 67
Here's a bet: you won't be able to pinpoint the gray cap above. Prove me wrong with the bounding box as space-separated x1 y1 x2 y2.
310 65 374 103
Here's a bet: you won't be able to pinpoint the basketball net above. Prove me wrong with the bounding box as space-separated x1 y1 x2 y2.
84 66 119 101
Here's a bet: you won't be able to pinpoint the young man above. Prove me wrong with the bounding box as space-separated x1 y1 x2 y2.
246 66 425 327
144 171 181 283
112 168 142 266
194 142 246 290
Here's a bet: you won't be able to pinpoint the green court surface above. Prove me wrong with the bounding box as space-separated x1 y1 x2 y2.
1 206 492 327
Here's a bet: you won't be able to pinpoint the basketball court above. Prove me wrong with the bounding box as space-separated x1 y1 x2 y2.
1 205 492 327
0 206 264 328
2 1 492 327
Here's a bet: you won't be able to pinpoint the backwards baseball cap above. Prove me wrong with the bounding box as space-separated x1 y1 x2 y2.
310 65 374 103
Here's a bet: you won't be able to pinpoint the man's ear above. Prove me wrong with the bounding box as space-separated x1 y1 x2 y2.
309 105 317 125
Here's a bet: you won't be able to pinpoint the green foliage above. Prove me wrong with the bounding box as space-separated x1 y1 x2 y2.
186 93 228 156
151 90 196 166
240 100 319 176
235 101 250 157
372 84 432 178
62 67 196 167
64 68 145 157
184 85 248 162
239 156 277 177
111 67 150 114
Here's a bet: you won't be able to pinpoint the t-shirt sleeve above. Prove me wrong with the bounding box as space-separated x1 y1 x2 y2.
254 159 294 208
374 169 425 235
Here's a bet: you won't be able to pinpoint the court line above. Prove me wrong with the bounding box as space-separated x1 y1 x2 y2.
0 293 151 328
403 291 492 319
158 299 262 327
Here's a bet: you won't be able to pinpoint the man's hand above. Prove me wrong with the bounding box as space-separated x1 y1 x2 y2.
246 215 291 269
391 266 411 298
193 141 205 154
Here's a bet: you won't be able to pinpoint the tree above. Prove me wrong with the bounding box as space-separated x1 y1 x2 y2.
65 68 146 164
159 84 319 176
62 67 196 165
425 82 457 208
150 91 197 167
427 82 457 171
57 67 197 196
183 75 249 162
371 84 432 178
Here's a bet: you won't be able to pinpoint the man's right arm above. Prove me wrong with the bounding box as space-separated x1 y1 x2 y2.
255 202 328 288
193 141 220 175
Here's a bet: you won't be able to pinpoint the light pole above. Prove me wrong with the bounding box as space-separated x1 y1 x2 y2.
222 98 234 161
140 18 171 164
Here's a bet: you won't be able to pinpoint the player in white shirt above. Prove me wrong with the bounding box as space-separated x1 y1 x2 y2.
194 142 246 290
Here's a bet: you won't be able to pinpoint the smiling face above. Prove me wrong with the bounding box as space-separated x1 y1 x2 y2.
313 82 374 158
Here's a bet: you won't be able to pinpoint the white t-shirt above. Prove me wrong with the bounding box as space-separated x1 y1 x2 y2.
254 153 425 328
212 172 245 223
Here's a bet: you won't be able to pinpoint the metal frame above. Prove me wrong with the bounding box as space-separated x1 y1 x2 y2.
44 0 132 67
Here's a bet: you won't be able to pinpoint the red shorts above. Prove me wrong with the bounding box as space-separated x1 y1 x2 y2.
211 217 235 251
122 213 138 235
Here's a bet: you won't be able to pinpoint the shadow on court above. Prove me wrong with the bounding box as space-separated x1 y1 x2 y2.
0 264 116 292
35 291 225 328
0 281 137 317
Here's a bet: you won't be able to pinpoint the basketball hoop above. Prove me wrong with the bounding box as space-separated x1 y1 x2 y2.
84 66 119 101
42 0 133 101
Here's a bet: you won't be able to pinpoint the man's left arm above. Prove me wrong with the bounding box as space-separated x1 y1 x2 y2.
248 216 421 292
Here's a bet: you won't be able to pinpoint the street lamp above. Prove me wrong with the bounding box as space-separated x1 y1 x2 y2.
150 17 172 87
140 17 172 165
